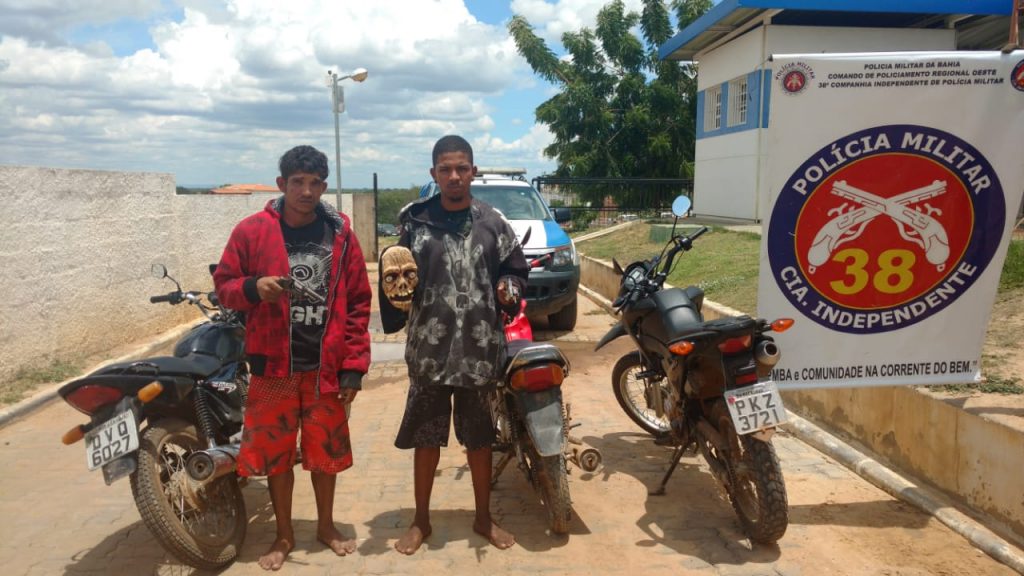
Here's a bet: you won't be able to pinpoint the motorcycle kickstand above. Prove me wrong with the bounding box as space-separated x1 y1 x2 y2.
491 451 513 486
649 444 686 496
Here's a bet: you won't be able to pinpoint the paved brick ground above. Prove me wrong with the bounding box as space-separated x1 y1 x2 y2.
0 279 1015 575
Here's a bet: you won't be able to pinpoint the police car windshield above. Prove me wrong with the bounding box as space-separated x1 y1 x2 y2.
471 185 551 220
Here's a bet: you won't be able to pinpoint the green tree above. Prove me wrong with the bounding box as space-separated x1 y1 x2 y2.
509 0 710 207
377 188 421 224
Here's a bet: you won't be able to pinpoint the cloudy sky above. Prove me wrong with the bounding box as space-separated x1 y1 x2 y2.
0 0 655 189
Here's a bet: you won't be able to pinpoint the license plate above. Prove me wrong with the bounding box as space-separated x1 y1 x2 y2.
725 381 788 435
84 410 139 471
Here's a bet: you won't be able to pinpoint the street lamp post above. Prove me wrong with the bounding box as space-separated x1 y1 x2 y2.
326 67 368 211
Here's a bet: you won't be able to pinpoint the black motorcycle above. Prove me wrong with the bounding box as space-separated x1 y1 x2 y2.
58 264 248 570
595 196 793 544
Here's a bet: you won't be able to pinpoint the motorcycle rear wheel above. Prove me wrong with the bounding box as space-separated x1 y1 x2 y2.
711 405 789 544
612 352 671 437
130 418 247 570
525 443 572 534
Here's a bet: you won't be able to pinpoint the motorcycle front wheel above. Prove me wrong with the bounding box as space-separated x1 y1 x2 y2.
710 403 789 544
612 352 671 437
130 418 247 570
524 443 572 534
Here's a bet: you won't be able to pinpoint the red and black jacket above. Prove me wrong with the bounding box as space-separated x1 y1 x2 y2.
214 197 371 395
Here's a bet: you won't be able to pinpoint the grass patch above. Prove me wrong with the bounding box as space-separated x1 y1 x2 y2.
999 238 1024 291
577 224 1024 311
578 223 761 314
935 375 1024 395
1 358 83 404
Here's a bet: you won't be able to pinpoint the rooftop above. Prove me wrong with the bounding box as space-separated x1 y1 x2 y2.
659 0 1016 61
209 183 279 195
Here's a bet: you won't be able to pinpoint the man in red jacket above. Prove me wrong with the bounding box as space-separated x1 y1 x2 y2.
214 145 371 570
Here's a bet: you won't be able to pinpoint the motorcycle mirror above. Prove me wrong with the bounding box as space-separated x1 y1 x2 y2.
671 195 692 218
519 226 532 248
151 264 168 279
151 263 182 292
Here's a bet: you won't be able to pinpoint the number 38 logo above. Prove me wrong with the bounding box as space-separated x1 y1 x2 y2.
768 125 1005 334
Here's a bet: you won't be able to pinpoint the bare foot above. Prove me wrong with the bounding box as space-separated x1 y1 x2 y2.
317 524 357 556
258 538 293 571
473 519 515 550
394 522 431 555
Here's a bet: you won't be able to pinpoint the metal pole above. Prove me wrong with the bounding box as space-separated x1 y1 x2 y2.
373 172 379 260
332 73 343 210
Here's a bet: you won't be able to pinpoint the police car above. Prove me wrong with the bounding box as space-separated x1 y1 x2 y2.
419 168 580 330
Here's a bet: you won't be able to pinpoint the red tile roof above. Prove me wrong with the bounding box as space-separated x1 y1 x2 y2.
210 183 279 195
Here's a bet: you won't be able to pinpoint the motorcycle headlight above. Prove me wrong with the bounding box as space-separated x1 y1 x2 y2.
550 245 575 268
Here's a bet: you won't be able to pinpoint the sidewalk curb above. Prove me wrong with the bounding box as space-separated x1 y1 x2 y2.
0 321 199 430
580 284 1024 573
785 413 1024 573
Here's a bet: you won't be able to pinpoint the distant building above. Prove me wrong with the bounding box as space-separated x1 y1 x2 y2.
658 0 1015 222
209 183 279 195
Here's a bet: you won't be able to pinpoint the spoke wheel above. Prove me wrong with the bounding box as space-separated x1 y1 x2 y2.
710 403 789 544
130 419 246 570
612 352 671 436
523 442 572 534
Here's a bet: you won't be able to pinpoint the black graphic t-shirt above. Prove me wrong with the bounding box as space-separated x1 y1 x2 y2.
281 216 333 371
429 201 472 236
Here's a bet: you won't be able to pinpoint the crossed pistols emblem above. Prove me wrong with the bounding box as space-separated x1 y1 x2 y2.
807 180 951 274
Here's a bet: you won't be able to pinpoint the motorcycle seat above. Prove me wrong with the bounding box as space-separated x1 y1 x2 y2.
504 340 569 373
94 353 224 379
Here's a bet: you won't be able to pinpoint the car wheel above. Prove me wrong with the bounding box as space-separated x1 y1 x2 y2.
547 296 577 331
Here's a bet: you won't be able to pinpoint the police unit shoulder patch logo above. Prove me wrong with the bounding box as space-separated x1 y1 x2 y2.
775 62 815 95
767 124 1006 334
1011 59 1024 92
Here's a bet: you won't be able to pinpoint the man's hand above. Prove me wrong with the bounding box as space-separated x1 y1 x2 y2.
338 389 358 404
497 277 520 307
256 276 289 302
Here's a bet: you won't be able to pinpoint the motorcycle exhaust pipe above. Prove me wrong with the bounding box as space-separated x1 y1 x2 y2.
186 445 240 483
754 340 781 367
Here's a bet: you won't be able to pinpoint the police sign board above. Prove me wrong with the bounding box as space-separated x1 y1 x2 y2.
759 51 1024 389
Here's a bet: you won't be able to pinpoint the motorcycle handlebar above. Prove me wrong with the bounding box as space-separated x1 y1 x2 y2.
149 292 181 304
618 226 710 310
529 253 551 268
689 226 710 243
658 226 710 278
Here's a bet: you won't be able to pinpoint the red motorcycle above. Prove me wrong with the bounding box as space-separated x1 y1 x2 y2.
489 247 601 534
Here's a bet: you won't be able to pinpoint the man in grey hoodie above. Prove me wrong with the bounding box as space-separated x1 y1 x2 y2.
379 135 529 554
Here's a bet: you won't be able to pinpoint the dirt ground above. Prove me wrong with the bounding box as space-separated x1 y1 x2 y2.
927 289 1024 432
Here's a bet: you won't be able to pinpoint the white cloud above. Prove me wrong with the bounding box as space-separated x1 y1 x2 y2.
510 0 646 45
0 0 564 188
0 0 162 45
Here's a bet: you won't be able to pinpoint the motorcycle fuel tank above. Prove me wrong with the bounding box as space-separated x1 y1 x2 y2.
637 287 704 346
174 322 245 364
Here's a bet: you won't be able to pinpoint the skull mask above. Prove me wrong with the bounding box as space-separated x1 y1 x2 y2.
380 245 418 311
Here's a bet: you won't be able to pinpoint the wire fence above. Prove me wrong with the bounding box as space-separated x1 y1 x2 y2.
531 176 694 229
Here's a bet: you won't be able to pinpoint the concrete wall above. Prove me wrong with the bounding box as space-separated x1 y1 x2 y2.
352 193 378 262
579 253 1024 545
0 165 371 380
694 131 762 221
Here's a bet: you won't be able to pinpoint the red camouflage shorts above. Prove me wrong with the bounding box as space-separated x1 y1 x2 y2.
237 371 353 477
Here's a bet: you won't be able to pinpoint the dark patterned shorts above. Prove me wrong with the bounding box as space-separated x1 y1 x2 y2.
394 379 496 450
238 371 352 477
